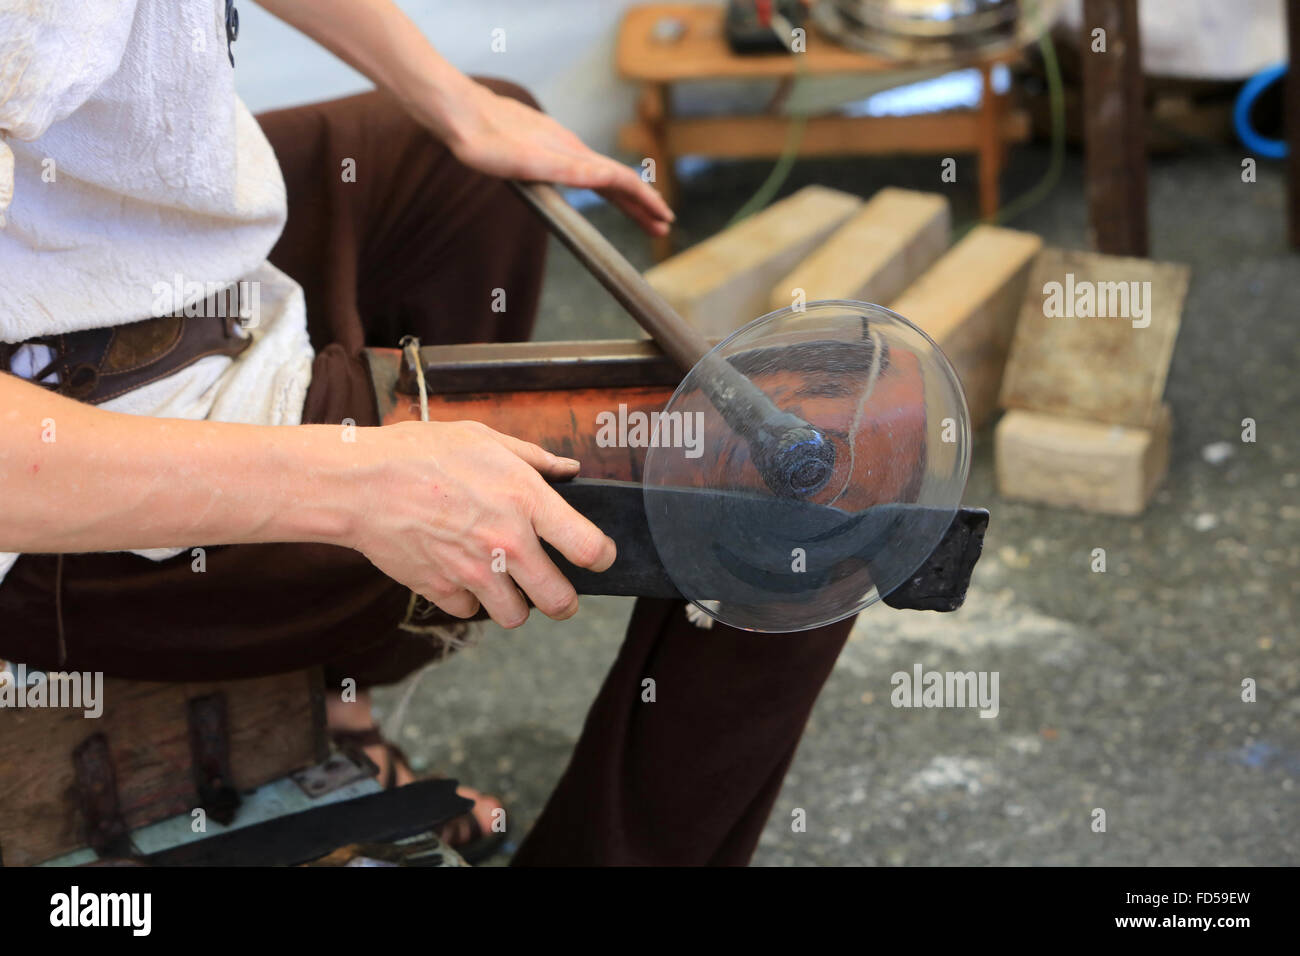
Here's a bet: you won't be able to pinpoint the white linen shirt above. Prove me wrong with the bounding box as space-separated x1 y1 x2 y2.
0 0 315 584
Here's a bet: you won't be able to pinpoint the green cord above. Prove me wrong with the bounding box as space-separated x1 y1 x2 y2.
726 26 1067 236
726 24 810 228
953 30 1066 239
989 30 1066 227
726 110 809 227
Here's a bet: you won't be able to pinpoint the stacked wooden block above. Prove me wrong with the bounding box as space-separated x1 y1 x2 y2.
644 184 1041 430
643 186 1189 515
995 249 1189 515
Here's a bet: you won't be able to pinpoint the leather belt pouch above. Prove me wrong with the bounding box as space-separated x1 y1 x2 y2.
2 285 254 405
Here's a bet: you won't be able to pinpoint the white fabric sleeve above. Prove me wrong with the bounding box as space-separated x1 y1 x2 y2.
0 1 140 223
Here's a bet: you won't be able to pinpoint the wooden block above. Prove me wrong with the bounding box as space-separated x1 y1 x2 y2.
644 185 861 338
995 404 1171 516
999 247 1190 428
889 225 1043 429
0 669 325 866
767 188 950 312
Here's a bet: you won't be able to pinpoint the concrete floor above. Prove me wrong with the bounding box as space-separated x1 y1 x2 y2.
376 142 1299 865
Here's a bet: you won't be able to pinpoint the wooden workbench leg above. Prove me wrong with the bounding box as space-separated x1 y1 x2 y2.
977 63 1003 221
1081 0 1149 256
639 83 678 261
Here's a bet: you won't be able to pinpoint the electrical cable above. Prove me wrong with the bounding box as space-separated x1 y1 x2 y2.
1234 63 1289 160
987 30 1064 225
726 12 810 227
725 17 1068 235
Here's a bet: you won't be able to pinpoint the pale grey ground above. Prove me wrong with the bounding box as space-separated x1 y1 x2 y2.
376 143 1299 866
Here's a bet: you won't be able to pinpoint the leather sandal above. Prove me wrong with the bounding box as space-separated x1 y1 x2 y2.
330 727 509 864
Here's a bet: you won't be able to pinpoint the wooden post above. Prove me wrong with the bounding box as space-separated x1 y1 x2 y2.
977 63 1003 221
1287 0 1300 249
1081 0 1148 256
638 83 678 262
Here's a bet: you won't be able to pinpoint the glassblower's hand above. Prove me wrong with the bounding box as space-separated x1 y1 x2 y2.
348 420 616 628
439 81 675 237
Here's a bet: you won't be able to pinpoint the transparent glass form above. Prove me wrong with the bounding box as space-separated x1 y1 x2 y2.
642 301 971 632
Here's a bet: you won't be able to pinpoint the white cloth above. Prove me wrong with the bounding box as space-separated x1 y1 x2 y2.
1061 0 1287 79
0 0 315 584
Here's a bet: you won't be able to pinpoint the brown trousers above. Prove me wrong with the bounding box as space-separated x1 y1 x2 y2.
0 83 855 865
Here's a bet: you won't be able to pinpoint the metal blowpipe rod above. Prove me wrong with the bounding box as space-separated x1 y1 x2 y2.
509 181 711 371
510 181 835 498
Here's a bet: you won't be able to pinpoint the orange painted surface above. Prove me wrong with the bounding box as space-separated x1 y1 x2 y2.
651 350 928 509
378 349 928 507
381 385 673 483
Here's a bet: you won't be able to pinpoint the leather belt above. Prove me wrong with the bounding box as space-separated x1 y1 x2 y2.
0 285 254 405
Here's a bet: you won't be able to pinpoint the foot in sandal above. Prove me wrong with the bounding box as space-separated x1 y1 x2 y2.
328 696 509 863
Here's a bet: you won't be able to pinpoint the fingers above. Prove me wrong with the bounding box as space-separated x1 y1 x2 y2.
530 480 617 573
601 188 670 237
471 427 611 623
480 427 581 479
464 567 532 629
422 559 534 630
385 420 615 628
470 96 673 234
420 425 596 625
435 531 580 629
522 147 675 236
419 575 480 620
507 537 581 621
602 163 675 225
454 528 583 628
474 424 616 574
582 158 675 235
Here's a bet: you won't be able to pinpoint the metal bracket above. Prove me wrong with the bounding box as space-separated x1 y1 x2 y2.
72 733 133 858
187 693 242 826
291 751 380 799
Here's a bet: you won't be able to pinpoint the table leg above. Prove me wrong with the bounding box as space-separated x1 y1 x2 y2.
638 83 678 261
977 63 1003 221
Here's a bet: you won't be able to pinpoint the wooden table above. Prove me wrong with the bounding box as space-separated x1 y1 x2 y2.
616 3 1031 258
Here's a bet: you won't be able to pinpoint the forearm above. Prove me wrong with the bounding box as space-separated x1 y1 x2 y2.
0 374 363 554
253 0 674 235
253 0 476 140
0 371 612 628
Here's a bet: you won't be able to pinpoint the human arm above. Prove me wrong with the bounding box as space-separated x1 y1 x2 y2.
0 372 614 627
252 0 674 235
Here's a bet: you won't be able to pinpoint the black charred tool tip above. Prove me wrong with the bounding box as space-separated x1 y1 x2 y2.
545 478 987 613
